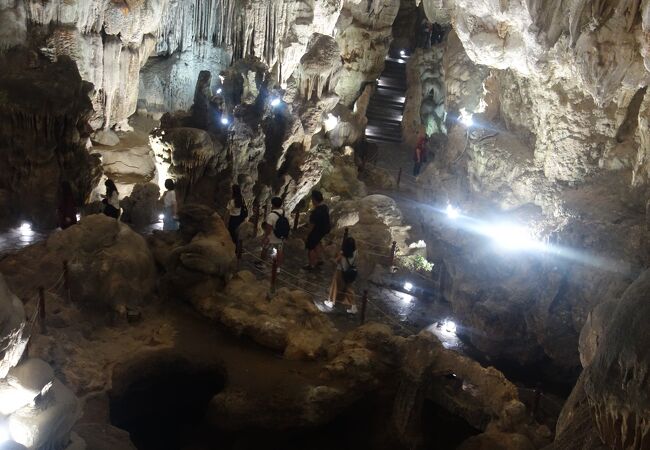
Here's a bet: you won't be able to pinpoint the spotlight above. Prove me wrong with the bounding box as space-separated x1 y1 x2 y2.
216 88 223 94
400 50 406 57
459 108 474 127
324 113 339 132
403 282 414 292
483 223 540 251
76 213 81 221
221 117 230 125
19 222 32 236
270 98 281 107
158 214 165 221
443 320 457 334
445 204 460 220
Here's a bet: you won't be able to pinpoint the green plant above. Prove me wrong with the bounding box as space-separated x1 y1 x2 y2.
399 254 434 273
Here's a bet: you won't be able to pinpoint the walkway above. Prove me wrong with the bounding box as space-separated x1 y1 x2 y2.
365 55 408 144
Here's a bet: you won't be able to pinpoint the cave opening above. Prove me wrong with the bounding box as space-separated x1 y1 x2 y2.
109 355 226 450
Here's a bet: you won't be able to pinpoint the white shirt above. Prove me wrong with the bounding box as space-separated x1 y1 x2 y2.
266 209 285 244
163 190 177 209
227 199 241 217
108 191 120 209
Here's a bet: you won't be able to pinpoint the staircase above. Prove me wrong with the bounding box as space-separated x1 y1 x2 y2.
365 55 408 144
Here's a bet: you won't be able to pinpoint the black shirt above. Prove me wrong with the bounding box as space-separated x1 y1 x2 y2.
309 204 330 235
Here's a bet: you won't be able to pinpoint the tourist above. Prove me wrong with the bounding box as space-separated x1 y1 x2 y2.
413 133 428 176
419 18 433 49
303 190 330 271
257 196 288 268
326 236 358 313
161 179 179 231
226 184 247 242
102 179 120 219
57 181 77 230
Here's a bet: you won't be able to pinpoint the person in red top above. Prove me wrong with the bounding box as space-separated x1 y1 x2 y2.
57 181 77 230
413 134 428 176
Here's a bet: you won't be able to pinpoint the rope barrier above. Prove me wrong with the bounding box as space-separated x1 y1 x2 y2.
242 250 417 335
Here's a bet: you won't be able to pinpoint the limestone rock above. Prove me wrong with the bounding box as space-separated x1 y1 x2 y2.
120 183 161 227
159 204 236 302
73 423 137 450
583 269 650 449
0 274 26 378
296 33 342 101
0 48 101 227
192 271 337 360
45 214 156 313
91 129 120 147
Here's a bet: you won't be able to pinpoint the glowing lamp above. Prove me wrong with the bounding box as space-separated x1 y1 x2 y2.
76 213 81 221
459 108 474 127
324 113 339 132
403 282 414 292
270 98 281 107
19 222 32 236
443 320 457 334
216 88 223 94
221 117 230 125
400 50 406 57
445 204 460 220
158 214 165 221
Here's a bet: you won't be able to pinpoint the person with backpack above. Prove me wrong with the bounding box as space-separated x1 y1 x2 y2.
102 179 120 219
226 184 247 242
325 237 358 313
257 196 289 268
303 190 330 271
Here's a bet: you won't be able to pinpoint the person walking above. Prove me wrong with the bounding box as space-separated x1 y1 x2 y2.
226 184 247 242
303 190 330 271
326 236 358 313
57 181 77 230
161 179 179 231
413 134 428 177
257 196 289 269
102 179 120 219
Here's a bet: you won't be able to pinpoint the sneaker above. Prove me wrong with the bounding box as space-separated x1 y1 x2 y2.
324 300 335 309
347 305 358 314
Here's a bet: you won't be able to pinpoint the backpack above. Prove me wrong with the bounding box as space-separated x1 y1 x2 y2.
272 211 290 239
341 257 357 284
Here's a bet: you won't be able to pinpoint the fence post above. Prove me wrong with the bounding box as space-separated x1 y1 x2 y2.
360 290 369 325
63 260 70 302
389 241 397 267
38 287 46 334
267 258 278 300
341 227 349 249
396 167 402 188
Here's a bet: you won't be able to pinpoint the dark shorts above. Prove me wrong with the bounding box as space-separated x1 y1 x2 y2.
306 230 327 250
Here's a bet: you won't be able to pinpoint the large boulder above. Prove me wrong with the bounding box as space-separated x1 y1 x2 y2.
45 214 156 314
155 204 236 303
120 182 161 227
192 271 337 360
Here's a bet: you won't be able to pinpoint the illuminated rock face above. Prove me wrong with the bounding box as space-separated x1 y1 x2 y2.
0 0 345 130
